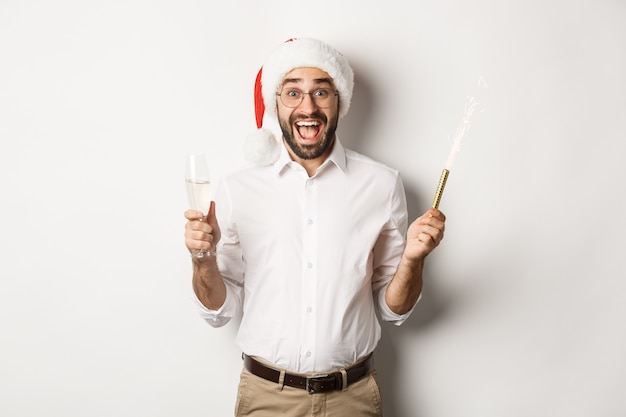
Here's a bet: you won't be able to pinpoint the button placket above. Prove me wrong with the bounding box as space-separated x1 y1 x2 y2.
300 177 318 370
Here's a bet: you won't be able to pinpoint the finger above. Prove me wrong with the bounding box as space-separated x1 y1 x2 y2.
420 212 446 232
418 223 445 244
184 227 213 244
424 208 445 221
185 218 211 234
186 229 212 242
185 209 205 221
424 221 445 236
417 232 432 243
186 237 211 253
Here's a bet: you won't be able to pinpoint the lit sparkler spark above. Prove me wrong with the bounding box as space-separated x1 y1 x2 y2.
432 77 487 209
445 95 480 170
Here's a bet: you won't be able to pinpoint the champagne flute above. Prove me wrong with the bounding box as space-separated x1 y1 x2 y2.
185 154 212 258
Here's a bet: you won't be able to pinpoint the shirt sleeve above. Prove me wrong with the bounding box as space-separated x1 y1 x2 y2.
192 276 242 328
371 174 420 326
375 287 421 326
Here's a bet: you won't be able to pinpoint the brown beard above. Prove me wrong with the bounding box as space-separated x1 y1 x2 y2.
279 111 339 160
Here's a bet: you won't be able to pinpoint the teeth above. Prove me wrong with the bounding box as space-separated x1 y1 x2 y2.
296 121 319 127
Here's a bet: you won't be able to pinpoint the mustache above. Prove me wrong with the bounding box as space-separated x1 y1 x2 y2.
290 111 327 124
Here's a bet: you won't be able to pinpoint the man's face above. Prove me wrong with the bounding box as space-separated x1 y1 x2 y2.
276 67 340 161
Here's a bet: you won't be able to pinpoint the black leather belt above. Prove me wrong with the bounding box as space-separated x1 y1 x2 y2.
242 353 374 394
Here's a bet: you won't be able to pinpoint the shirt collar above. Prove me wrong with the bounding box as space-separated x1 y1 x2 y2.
272 137 347 176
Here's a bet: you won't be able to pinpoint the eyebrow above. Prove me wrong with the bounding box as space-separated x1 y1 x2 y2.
281 77 333 87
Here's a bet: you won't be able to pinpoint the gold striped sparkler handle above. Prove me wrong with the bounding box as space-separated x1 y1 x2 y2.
431 169 450 209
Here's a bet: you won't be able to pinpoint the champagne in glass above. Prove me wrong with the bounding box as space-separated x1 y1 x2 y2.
185 154 212 258
185 154 211 215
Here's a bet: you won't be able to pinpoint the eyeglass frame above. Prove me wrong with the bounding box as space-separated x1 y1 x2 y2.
275 88 339 108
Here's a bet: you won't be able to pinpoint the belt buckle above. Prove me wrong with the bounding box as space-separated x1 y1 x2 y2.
305 374 335 394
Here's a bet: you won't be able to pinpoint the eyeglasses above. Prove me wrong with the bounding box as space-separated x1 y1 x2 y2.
276 88 339 108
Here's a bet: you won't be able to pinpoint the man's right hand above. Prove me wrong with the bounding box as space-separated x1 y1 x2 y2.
184 201 221 259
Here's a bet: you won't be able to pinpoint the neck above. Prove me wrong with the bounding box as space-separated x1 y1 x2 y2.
285 137 336 177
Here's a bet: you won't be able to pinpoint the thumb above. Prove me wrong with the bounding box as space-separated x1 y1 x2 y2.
206 201 221 243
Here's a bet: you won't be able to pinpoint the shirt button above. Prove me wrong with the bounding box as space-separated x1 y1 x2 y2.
307 307 312 313
307 219 313 225
307 262 313 269
306 351 312 357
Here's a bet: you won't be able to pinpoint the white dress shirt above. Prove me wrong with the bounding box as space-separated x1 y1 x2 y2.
194 139 417 373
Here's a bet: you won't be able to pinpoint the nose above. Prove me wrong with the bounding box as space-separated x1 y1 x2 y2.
298 93 319 112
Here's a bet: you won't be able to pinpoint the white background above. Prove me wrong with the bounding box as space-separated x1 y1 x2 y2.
1 1 625 416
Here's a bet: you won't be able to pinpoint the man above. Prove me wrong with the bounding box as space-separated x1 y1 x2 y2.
184 38 446 417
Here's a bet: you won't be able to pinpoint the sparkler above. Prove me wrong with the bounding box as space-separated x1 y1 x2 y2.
431 91 482 209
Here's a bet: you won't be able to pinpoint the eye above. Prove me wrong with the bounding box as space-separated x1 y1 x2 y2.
285 89 302 98
313 89 330 98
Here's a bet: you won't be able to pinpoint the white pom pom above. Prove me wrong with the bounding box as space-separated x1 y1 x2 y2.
244 128 280 165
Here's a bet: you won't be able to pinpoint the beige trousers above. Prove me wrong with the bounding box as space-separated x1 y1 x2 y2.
234 367 384 417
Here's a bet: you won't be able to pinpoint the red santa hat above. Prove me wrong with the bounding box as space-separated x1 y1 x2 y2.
244 38 355 165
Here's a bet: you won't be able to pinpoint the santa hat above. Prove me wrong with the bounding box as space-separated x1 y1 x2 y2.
244 38 355 165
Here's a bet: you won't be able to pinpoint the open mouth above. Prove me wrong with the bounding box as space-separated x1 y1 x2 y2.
295 120 322 141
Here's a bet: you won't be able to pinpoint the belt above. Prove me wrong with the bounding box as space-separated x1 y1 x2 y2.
242 353 374 394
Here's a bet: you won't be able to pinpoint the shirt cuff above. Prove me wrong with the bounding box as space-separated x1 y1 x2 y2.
191 287 233 328
379 291 422 326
